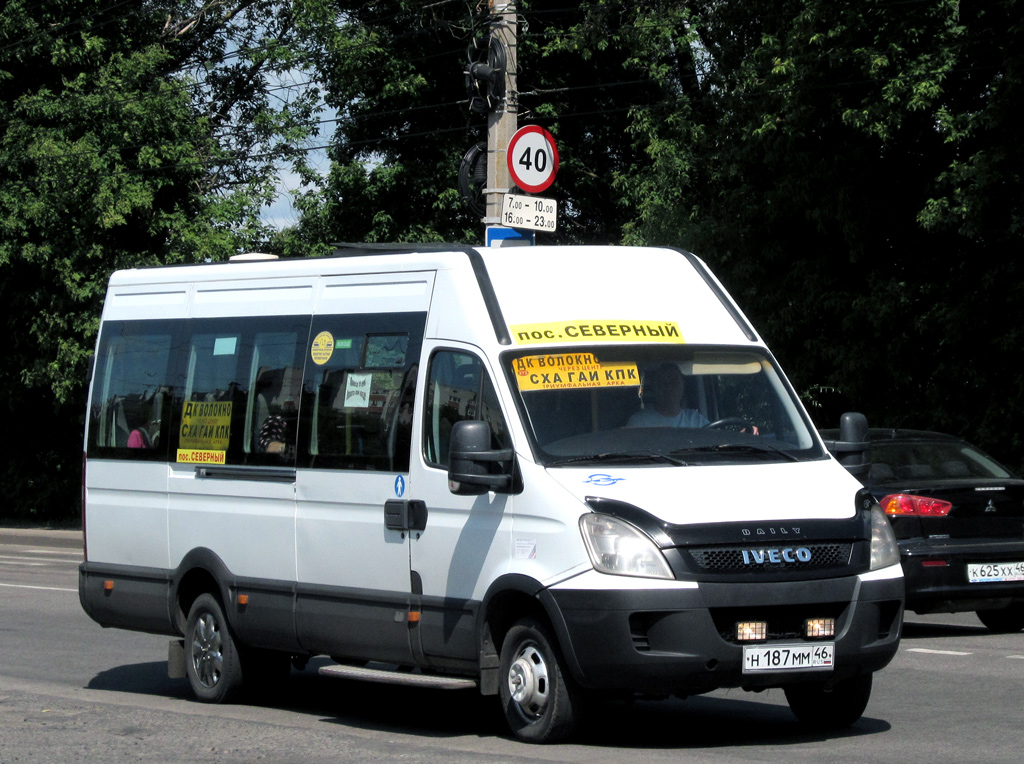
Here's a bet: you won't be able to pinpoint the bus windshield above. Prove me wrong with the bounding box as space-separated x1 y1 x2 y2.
503 345 824 467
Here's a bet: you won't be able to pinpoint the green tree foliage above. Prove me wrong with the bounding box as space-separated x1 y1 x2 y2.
280 1 484 248
4 1 1023 521
281 0 661 248
293 0 1023 466
0 0 324 520
291 0 1024 467
588 0 1024 467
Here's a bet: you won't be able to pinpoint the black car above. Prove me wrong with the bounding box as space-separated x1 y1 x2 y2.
821 428 1024 632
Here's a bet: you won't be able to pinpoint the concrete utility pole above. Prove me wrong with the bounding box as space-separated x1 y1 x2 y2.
484 1 517 231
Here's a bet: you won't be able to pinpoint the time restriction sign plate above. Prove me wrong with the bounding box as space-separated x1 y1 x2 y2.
502 193 557 232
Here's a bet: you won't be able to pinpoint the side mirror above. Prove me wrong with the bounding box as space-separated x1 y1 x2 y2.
448 420 514 495
823 411 871 480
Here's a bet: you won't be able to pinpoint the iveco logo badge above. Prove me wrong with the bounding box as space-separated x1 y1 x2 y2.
742 547 813 565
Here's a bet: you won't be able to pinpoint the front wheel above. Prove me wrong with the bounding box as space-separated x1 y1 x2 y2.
499 617 583 743
784 673 872 729
184 593 243 703
976 604 1024 633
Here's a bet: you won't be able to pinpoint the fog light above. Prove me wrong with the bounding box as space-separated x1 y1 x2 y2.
737 621 767 641
805 618 835 638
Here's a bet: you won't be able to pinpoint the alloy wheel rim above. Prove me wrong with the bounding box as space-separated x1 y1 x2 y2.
191 612 224 688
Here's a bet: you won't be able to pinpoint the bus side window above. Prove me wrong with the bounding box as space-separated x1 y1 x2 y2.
245 331 306 460
424 351 510 468
88 324 174 459
305 316 424 472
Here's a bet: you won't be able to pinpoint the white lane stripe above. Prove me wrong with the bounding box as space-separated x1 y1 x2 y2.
906 648 973 656
0 554 79 560
0 582 77 592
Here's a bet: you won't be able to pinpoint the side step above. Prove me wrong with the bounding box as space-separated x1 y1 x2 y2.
319 663 477 691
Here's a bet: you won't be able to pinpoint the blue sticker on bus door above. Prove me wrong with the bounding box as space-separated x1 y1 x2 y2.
394 475 406 498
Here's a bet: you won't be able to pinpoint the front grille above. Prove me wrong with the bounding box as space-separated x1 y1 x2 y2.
685 542 853 574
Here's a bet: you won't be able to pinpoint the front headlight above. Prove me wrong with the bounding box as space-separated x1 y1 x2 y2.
869 504 901 571
579 514 674 579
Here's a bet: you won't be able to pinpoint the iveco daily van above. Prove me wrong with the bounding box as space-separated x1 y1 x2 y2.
80 244 903 742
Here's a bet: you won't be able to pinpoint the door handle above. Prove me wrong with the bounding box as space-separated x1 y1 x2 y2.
384 499 428 532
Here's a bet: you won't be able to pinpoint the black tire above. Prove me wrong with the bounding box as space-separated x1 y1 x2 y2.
784 673 872 729
977 604 1024 633
184 593 243 703
499 617 583 743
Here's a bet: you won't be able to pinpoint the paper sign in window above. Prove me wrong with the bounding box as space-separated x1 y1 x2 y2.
344 373 372 408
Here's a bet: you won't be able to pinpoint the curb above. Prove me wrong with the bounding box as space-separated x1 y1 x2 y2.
0 527 83 549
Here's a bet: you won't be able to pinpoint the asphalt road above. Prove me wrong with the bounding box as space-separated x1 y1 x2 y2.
3 528 1024 763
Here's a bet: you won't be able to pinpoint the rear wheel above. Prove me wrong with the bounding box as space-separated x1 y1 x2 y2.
976 604 1024 633
499 617 583 743
784 673 872 729
184 593 243 703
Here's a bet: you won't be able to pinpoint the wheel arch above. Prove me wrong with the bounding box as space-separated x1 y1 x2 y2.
477 573 584 695
171 547 235 634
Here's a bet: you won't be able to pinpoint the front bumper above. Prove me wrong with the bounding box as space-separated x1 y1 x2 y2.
541 570 904 694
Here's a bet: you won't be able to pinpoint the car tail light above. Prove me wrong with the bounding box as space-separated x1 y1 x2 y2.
881 493 953 517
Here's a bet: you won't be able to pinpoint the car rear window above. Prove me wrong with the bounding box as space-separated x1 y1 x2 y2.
869 440 1013 482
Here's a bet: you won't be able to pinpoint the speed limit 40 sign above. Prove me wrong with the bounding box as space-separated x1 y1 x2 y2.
506 126 559 193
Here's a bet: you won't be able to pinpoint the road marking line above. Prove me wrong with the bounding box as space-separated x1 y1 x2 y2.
1007 655 1024 660
0 582 76 593
906 648 973 656
22 549 82 556
0 555 79 565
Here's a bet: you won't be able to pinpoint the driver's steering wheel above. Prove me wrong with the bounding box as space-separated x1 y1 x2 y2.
705 417 756 431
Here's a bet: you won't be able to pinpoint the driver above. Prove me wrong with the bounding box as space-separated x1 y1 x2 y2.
627 363 709 428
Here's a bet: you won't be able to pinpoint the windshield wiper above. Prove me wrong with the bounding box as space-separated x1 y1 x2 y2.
547 450 689 467
672 443 801 462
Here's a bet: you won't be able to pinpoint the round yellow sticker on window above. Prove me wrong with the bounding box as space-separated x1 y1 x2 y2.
311 331 335 365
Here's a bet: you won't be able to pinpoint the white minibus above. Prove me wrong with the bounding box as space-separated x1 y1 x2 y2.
80 244 903 742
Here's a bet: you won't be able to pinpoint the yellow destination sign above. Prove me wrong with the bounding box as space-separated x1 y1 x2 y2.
514 353 640 391
176 449 227 465
510 320 683 345
179 400 232 451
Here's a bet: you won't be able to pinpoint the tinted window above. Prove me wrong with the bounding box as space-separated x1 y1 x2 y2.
89 317 309 467
175 318 310 466
423 350 511 468
504 346 821 466
88 321 176 460
870 440 1013 482
89 313 426 471
304 314 425 471
247 332 306 461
